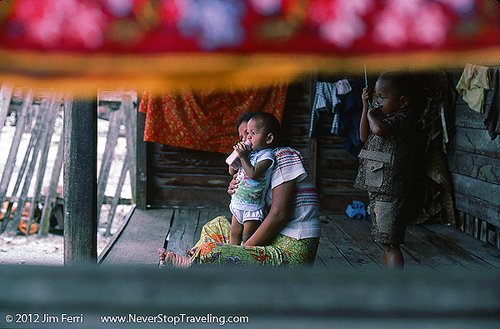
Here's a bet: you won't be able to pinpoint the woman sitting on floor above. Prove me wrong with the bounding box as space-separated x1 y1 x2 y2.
158 112 321 267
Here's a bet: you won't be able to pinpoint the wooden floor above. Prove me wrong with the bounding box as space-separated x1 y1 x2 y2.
100 206 500 270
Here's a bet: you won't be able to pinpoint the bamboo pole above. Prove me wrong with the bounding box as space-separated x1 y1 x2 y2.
9 97 55 233
0 90 32 205
38 99 67 236
24 94 59 236
104 160 129 237
122 95 137 202
0 103 44 233
0 84 13 138
96 108 124 225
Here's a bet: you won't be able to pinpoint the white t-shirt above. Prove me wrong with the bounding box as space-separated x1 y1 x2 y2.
266 147 321 239
230 148 275 211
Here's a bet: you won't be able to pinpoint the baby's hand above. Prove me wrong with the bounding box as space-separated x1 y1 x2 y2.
234 141 249 157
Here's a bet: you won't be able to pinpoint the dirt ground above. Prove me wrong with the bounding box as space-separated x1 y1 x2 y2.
0 205 132 265
0 118 132 266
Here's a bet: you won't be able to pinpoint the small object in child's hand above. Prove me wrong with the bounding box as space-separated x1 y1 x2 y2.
226 140 252 169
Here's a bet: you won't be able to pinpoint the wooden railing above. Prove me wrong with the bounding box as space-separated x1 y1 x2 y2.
0 85 136 238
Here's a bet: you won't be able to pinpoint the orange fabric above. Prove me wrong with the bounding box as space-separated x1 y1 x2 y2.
139 84 287 154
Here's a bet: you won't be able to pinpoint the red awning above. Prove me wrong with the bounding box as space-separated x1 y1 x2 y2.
0 0 498 96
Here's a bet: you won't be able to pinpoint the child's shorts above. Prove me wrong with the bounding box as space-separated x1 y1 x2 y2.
229 204 265 225
368 192 407 245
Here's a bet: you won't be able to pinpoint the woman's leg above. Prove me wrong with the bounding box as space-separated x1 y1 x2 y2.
159 215 319 267
159 216 232 268
158 248 192 268
192 234 319 267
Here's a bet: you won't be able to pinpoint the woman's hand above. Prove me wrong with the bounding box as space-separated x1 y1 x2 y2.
227 174 239 195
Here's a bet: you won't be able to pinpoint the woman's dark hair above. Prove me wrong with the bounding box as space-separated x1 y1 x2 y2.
236 111 286 146
236 112 257 134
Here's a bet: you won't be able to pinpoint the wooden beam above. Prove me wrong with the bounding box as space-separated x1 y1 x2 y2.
0 265 499 328
136 107 148 209
64 99 97 264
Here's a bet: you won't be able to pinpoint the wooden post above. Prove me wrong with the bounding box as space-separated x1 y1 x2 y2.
64 99 97 264
136 97 148 210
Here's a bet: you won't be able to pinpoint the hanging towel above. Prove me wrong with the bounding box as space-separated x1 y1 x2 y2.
335 79 352 95
456 63 490 113
484 67 500 140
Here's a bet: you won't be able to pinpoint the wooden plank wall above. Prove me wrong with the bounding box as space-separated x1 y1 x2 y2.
448 69 500 248
145 78 366 213
316 111 367 213
146 80 318 209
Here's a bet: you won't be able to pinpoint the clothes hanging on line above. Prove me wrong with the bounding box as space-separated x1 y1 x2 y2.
309 79 362 156
309 81 339 137
335 79 352 95
484 67 500 140
339 80 363 156
456 63 490 113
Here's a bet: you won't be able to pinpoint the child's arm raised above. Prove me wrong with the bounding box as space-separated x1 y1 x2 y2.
360 87 371 142
367 107 392 136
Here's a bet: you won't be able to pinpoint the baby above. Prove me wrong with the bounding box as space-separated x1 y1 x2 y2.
228 112 281 245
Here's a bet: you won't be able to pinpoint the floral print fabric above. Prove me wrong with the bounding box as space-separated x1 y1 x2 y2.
190 216 319 266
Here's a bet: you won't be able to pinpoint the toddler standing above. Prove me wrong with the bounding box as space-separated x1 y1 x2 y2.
354 71 417 269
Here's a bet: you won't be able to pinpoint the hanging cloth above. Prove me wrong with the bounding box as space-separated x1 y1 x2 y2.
335 79 352 95
309 81 339 137
456 63 490 113
139 84 287 153
484 67 500 140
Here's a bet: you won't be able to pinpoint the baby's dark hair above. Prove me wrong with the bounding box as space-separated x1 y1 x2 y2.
250 112 282 146
378 71 416 100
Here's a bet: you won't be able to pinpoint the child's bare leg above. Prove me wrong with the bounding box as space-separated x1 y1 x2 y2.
383 244 404 269
242 220 260 244
230 216 243 245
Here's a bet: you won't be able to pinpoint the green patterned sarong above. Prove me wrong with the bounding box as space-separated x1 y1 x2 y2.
190 216 319 266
